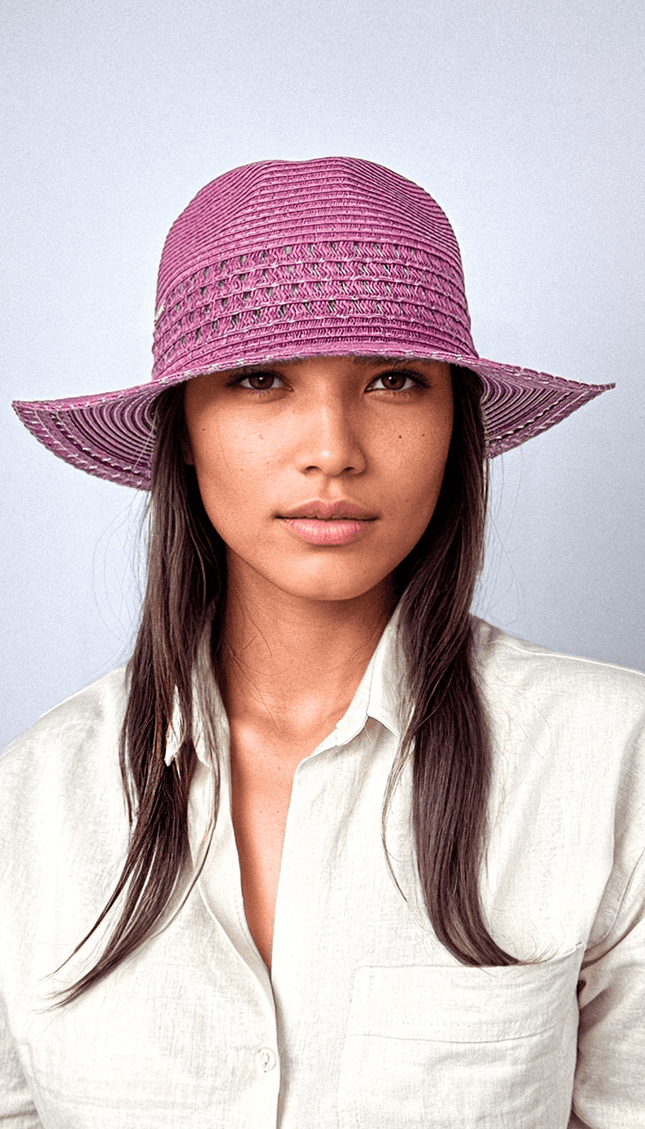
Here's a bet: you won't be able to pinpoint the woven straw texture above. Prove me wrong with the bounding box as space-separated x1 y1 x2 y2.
13 158 612 489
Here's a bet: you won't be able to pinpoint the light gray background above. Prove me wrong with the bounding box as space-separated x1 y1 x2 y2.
2 0 644 751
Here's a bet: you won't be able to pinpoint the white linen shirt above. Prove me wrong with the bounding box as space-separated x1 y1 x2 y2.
1 617 644 1128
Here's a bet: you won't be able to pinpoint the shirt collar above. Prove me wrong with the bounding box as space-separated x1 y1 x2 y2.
164 603 406 767
164 678 230 767
325 604 405 751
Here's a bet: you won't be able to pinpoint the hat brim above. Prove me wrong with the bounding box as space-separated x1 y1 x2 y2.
13 349 613 490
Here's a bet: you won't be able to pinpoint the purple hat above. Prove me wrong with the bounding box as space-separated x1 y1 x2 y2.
13 157 613 490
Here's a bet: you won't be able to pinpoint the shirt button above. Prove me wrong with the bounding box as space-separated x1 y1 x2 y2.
257 1047 277 1072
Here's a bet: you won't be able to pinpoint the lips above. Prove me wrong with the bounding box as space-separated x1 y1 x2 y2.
279 500 376 521
278 500 377 546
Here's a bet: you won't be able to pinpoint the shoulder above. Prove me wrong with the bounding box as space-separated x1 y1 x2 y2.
474 617 645 710
0 666 129 833
1 665 129 764
0 670 131 992
472 617 645 775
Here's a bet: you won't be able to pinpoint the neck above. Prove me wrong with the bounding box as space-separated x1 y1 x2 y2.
221 556 396 744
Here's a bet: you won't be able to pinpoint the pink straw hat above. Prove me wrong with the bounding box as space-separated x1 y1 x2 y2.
13 157 613 490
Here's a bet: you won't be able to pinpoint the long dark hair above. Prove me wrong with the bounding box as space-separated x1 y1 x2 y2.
54 364 515 1006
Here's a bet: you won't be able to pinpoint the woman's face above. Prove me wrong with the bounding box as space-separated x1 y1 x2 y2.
184 356 454 605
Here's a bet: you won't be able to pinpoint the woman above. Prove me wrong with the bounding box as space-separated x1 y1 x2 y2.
2 157 643 1127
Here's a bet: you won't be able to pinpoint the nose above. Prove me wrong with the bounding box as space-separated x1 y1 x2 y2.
294 388 367 478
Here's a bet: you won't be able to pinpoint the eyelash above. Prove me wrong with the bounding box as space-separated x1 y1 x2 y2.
229 371 286 393
228 369 429 395
366 370 429 393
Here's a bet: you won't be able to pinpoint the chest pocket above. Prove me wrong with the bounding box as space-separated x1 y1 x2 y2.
338 945 583 1129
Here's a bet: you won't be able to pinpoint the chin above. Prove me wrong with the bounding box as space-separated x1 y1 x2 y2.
270 564 396 605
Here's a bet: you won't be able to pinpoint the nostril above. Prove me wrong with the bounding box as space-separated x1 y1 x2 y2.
302 462 359 476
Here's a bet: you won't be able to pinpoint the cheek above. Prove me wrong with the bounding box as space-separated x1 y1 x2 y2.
191 422 272 538
389 433 451 522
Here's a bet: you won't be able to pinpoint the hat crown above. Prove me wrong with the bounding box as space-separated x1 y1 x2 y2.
157 157 465 291
152 157 475 379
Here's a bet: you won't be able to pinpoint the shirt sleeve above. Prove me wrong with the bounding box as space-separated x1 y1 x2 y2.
572 846 645 1128
0 997 43 1129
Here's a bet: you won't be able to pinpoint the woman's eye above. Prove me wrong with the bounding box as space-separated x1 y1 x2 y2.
238 371 284 391
369 371 418 392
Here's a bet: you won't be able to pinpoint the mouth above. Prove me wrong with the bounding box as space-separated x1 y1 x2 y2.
279 500 376 521
277 500 377 546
